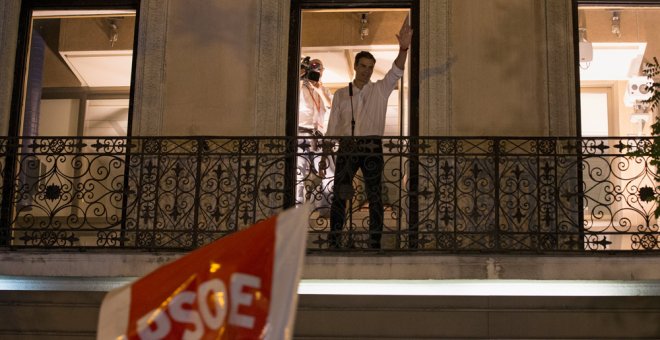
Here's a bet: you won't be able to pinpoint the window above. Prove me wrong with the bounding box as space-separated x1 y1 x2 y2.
2 0 139 246
577 1 660 250
287 0 418 248
577 3 660 138
13 7 137 138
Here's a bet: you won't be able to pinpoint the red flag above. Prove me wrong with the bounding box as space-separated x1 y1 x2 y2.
97 205 310 340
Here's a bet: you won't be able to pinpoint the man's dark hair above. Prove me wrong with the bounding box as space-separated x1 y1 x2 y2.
354 51 376 67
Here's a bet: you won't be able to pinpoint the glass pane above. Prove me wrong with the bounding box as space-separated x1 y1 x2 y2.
10 9 136 247
21 10 136 137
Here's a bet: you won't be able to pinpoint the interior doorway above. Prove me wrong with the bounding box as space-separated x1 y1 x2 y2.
2 2 138 246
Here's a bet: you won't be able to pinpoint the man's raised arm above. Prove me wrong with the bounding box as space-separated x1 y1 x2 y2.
394 16 413 70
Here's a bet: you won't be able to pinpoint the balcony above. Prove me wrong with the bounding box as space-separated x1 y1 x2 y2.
0 136 658 252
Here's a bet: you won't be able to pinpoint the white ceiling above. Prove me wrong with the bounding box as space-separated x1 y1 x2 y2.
579 42 647 81
60 51 133 87
57 43 638 88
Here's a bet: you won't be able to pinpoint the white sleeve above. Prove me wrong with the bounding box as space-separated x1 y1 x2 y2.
377 62 404 94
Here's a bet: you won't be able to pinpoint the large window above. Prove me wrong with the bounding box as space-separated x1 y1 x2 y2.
2 1 139 246
287 0 418 248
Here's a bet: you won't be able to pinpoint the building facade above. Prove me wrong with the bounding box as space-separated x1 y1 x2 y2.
1 0 660 338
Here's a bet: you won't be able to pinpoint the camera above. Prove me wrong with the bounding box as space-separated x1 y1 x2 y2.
300 56 322 82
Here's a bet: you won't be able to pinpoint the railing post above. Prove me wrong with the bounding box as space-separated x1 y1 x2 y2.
408 136 419 249
576 137 585 249
493 138 501 251
284 136 296 209
119 136 131 248
192 137 204 248
0 137 18 247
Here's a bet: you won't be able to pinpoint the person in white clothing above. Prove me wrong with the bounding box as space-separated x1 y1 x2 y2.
326 17 413 249
299 58 332 135
297 58 333 207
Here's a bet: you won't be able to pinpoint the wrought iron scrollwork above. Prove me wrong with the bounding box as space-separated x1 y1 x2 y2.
0 136 658 252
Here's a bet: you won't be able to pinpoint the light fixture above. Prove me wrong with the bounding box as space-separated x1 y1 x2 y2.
106 18 121 47
360 13 369 40
611 11 621 38
579 27 593 69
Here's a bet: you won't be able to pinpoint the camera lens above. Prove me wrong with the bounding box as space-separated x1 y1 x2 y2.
307 71 321 82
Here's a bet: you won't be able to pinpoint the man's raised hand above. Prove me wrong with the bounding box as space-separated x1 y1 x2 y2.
396 16 413 50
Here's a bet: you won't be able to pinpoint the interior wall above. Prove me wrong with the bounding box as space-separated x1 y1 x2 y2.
39 99 79 136
450 0 550 136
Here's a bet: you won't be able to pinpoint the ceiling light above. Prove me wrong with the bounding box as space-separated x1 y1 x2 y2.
360 13 369 40
611 11 621 38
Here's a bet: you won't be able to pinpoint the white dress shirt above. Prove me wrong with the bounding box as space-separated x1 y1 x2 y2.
326 63 403 137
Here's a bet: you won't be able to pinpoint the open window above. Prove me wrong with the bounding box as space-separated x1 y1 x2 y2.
2 1 139 246
577 2 660 250
288 0 417 249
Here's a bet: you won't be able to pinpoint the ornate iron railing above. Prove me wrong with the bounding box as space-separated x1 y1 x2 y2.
0 136 658 252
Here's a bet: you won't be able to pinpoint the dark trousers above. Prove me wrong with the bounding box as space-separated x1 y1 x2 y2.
329 138 384 248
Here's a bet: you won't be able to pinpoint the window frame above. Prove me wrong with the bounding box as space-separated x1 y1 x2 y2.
284 0 421 227
8 0 140 139
286 0 420 139
1 0 140 244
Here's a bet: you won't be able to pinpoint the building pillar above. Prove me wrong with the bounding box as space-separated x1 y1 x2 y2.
254 0 291 136
0 0 21 136
132 0 169 136
419 0 451 136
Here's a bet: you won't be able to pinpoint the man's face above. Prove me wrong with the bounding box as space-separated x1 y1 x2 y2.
354 57 375 83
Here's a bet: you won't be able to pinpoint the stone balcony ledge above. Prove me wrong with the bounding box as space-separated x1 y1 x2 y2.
1 250 659 281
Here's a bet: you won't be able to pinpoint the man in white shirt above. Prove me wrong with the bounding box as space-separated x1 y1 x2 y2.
326 17 412 249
